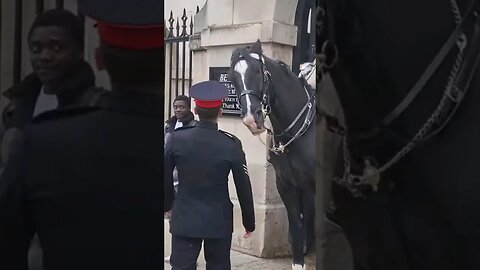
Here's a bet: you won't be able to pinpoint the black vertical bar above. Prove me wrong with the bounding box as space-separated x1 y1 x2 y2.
189 16 194 89
167 11 175 116
181 9 187 95
189 49 193 89
175 43 180 97
175 19 180 98
36 0 44 15
13 0 23 84
182 41 186 95
0 0 2 94
168 42 174 117
55 0 64 9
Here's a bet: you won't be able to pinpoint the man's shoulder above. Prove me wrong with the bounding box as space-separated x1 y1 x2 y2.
172 125 196 134
30 107 101 125
218 130 242 147
189 119 199 126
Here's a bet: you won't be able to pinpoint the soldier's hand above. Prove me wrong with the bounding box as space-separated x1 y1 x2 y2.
243 230 252 238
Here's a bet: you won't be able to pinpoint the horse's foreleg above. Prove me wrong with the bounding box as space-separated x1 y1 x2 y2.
277 179 306 269
302 191 316 255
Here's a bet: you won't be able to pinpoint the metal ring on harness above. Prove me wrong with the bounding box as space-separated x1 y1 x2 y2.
321 40 338 69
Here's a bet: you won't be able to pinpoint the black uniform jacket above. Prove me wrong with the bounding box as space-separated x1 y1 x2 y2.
165 121 255 238
0 92 162 270
164 121 255 239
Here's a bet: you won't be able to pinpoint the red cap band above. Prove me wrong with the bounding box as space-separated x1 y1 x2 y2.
97 22 164 50
195 100 223 108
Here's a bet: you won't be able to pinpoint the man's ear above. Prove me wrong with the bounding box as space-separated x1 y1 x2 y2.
95 47 106 71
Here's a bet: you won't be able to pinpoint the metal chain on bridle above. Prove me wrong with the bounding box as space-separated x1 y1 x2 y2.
326 0 472 198
242 53 316 155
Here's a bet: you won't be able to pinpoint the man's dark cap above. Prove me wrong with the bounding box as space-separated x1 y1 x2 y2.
78 0 164 49
190 81 228 108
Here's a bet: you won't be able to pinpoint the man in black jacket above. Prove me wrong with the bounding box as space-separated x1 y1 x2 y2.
165 95 197 146
0 9 108 270
0 9 107 170
164 95 197 197
0 1 163 269
165 81 255 270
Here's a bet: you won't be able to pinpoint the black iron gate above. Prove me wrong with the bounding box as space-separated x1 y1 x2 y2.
164 7 198 118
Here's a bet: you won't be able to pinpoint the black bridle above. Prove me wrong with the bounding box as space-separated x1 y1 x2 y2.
237 53 273 117
233 52 316 154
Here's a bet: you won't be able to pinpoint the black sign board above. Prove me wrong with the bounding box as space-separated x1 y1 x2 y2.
209 67 241 116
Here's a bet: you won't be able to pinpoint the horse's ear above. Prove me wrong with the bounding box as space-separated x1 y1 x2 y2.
250 39 263 55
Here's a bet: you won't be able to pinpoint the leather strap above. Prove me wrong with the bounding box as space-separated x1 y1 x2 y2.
424 13 480 140
381 0 479 126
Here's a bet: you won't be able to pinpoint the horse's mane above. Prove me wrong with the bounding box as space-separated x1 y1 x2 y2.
230 46 292 74
230 47 248 70
230 46 304 87
275 60 292 75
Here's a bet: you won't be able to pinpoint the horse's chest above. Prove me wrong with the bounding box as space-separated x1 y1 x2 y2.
269 151 313 180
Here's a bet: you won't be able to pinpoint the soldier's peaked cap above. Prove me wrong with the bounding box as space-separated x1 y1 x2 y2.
190 81 228 109
78 0 164 50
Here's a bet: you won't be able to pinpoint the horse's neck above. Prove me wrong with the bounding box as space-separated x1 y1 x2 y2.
268 73 309 134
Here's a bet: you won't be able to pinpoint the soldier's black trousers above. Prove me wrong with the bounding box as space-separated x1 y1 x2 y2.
170 235 232 270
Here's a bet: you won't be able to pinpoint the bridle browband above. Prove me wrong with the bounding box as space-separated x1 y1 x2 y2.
235 52 316 155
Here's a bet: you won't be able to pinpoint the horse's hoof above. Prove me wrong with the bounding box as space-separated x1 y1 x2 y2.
292 264 305 270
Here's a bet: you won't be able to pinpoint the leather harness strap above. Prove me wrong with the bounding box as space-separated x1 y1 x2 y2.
320 0 479 140
381 0 479 126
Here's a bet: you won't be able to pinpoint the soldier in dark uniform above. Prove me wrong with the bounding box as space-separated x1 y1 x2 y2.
0 1 163 270
165 81 256 270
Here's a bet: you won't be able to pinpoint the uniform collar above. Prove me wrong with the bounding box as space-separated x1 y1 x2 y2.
197 120 218 130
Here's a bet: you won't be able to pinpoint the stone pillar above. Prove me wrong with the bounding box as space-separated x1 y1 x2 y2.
191 0 299 258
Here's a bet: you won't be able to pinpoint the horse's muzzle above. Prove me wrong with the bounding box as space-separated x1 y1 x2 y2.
242 115 266 135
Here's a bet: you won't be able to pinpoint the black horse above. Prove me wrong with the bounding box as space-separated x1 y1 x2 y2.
229 40 316 269
318 0 480 269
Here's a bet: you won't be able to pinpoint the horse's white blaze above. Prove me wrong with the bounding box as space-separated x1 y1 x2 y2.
234 60 256 127
292 264 305 270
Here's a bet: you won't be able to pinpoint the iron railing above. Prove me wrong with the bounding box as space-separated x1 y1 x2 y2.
164 6 199 118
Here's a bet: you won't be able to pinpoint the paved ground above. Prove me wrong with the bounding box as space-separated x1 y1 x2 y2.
164 218 353 270
164 250 301 270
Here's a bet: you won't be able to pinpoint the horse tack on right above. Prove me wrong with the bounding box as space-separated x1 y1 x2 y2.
317 0 480 269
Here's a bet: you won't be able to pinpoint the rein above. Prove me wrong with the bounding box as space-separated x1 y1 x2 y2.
318 0 480 197
238 53 316 155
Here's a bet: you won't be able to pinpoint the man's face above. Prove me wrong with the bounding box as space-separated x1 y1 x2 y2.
173 100 190 121
29 26 82 88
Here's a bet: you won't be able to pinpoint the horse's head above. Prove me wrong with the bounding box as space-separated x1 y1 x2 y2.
229 40 270 135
